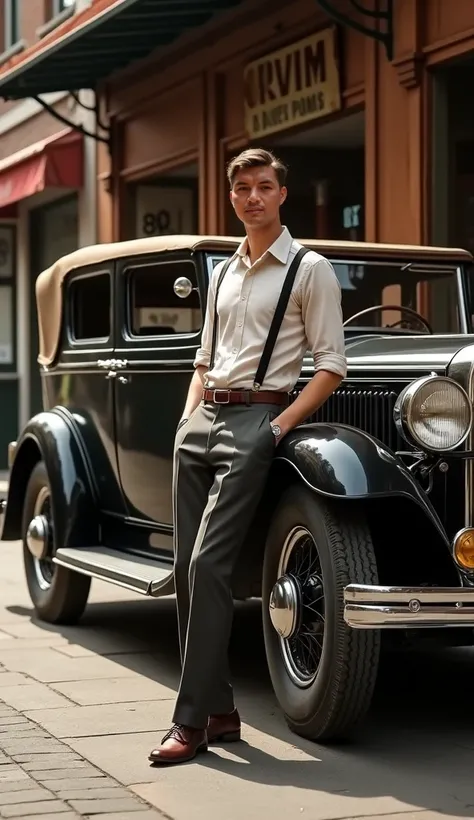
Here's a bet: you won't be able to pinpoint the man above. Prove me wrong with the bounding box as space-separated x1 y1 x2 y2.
149 148 346 765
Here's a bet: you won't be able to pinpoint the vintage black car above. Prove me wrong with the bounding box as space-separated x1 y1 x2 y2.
2 234 474 743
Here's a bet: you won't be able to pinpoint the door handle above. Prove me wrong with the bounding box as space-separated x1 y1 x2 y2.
98 358 128 370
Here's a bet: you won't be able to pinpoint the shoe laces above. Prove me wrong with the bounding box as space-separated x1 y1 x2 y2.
162 723 187 745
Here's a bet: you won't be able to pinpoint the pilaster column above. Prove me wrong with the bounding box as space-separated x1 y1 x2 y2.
365 0 428 244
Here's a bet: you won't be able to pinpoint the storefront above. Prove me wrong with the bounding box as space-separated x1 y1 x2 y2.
0 0 440 248
0 129 82 468
0 0 474 242
106 4 367 244
94 0 474 251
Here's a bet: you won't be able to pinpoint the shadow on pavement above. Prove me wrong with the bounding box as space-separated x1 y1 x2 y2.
6 595 474 815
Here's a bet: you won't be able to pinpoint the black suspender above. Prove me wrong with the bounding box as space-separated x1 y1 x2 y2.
208 246 310 390
253 247 309 390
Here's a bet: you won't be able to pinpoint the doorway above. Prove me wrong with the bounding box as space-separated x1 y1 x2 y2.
225 110 365 241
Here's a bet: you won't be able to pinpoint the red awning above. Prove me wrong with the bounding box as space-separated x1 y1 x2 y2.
0 128 83 210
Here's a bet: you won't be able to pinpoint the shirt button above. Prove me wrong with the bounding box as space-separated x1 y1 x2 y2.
241 296 246 301
237 322 242 327
232 348 237 354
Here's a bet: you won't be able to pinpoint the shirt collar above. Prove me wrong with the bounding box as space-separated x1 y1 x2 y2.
236 226 293 265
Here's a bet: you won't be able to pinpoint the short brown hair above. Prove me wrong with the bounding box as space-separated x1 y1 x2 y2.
227 148 288 188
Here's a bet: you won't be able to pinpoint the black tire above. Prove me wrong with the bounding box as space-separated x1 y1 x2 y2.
262 485 380 742
22 461 91 625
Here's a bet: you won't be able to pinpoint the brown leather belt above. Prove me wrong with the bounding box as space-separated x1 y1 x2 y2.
202 389 289 406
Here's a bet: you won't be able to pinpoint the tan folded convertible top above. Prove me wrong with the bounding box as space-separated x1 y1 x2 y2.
35 233 473 367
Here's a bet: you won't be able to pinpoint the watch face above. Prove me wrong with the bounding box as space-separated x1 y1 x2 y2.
271 424 281 437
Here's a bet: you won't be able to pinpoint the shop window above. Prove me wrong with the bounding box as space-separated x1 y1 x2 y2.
0 225 16 368
69 273 111 341
4 0 19 50
0 284 13 365
127 261 201 337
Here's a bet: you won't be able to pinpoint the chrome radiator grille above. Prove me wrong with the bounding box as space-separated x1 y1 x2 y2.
307 386 404 452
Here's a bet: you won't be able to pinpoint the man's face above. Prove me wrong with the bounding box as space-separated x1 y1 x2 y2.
230 165 287 230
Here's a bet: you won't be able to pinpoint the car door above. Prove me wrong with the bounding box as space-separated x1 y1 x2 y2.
50 264 126 515
113 252 203 546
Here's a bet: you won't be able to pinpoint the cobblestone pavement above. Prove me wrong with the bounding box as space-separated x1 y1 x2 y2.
0 688 164 819
0 538 473 819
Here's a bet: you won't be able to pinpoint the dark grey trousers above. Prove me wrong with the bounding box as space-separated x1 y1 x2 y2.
171 400 279 729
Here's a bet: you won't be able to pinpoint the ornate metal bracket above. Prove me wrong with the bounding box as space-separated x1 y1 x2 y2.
315 0 393 61
32 92 111 146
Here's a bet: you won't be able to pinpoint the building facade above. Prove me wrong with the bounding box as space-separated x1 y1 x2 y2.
0 0 471 464
0 0 97 468
91 0 474 254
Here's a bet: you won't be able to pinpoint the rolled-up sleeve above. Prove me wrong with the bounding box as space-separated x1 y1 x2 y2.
300 257 347 378
193 259 223 370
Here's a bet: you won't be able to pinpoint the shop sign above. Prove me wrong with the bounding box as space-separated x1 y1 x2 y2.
243 27 341 140
135 185 195 238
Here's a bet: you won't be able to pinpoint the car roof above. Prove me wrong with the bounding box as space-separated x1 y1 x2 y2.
36 234 473 367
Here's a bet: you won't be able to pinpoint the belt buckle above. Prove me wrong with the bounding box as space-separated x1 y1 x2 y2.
213 389 230 404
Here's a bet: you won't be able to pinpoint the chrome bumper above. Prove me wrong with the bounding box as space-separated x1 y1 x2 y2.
344 584 474 628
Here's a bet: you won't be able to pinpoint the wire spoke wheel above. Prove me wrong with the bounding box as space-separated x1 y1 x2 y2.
276 526 325 687
263 486 380 742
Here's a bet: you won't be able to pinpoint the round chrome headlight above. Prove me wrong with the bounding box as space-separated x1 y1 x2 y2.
394 375 472 452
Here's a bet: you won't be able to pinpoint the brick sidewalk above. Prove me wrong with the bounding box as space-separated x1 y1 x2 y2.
0 667 164 820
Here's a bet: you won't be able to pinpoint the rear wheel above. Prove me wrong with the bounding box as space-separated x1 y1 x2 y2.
262 485 380 742
22 461 91 624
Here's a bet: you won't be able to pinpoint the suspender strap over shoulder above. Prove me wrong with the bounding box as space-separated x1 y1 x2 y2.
209 256 234 372
253 246 309 390
207 245 309 389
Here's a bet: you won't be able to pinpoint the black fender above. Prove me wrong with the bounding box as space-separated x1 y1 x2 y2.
274 422 449 547
1 409 99 547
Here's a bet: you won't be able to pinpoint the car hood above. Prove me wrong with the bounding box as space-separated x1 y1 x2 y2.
301 334 474 381
344 334 474 378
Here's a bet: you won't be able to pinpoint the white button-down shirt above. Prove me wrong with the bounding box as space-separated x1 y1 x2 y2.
194 227 347 391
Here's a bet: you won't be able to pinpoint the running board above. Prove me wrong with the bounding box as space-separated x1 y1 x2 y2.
53 547 174 597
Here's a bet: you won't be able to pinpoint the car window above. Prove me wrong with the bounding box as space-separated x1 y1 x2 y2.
208 254 230 277
208 254 460 333
333 260 459 333
127 260 201 337
69 272 111 341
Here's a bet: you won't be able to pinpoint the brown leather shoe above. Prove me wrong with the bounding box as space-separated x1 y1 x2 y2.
207 709 241 743
148 724 208 765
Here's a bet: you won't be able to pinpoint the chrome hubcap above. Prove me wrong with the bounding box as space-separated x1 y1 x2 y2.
269 526 325 688
27 486 54 591
269 575 300 639
26 514 50 560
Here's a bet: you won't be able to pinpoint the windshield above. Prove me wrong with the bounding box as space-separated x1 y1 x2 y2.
208 255 462 334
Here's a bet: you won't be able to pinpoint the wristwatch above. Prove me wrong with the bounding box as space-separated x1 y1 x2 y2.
270 423 282 439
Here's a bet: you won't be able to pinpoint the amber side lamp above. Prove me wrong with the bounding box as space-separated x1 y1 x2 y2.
453 528 474 570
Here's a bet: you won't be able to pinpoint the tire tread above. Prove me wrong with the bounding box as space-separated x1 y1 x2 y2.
316 504 380 739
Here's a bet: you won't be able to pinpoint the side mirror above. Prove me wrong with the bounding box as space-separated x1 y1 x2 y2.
173 277 194 299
